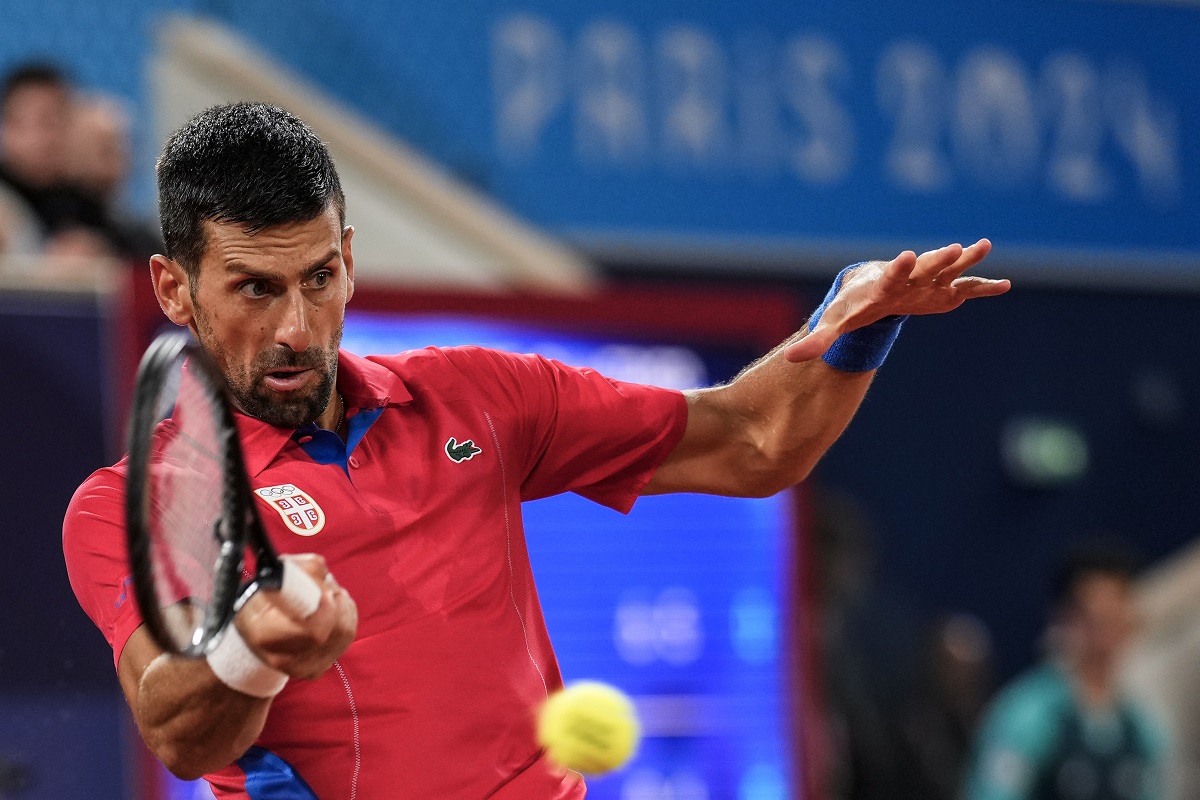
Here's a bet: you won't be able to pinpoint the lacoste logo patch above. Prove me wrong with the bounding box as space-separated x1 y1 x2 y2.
254 483 326 536
445 437 483 463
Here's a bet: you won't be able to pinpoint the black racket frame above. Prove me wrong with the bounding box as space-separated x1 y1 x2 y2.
125 332 287 657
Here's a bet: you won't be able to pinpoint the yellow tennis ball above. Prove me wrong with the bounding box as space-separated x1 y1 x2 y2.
538 681 641 775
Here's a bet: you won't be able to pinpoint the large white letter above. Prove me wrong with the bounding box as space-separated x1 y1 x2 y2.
491 14 565 161
779 34 855 185
657 25 730 167
574 20 649 166
1105 61 1180 203
952 48 1040 188
1041 53 1110 202
876 41 952 192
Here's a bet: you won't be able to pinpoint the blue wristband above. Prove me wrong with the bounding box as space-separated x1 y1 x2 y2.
808 263 907 373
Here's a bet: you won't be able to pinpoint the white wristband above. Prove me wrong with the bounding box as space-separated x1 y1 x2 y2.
207 622 289 699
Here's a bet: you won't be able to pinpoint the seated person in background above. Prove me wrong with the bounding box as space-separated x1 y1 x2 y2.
67 93 163 260
963 544 1166 800
66 94 130 204
0 62 114 260
0 179 41 258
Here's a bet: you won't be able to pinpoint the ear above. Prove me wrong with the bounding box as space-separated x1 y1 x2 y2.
342 225 356 304
150 254 195 328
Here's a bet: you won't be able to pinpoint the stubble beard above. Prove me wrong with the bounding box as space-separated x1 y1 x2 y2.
193 307 343 429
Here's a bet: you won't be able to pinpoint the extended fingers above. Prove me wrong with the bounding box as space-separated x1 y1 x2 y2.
883 250 918 284
934 238 993 283
950 275 1011 297
909 243 965 284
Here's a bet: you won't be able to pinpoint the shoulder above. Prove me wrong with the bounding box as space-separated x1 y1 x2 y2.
1121 695 1169 758
63 462 128 542
979 665 1073 755
368 346 546 377
62 461 131 593
988 665 1072 725
67 460 128 509
365 346 566 403
965 666 1073 799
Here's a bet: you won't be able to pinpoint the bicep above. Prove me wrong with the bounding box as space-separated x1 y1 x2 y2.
643 388 759 496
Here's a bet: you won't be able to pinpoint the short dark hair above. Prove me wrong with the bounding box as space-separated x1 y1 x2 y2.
156 102 346 276
1051 541 1140 609
2 62 69 107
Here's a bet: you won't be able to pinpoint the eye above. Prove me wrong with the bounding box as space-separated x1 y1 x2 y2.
309 269 333 289
238 280 271 298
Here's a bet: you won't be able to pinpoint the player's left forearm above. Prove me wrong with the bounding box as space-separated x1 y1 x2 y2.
645 342 874 497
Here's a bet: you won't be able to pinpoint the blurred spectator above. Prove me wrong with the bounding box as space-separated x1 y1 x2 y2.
963 543 1166 800
66 93 162 259
814 487 923 800
0 64 68 192
0 180 40 257
67 94 130 203
0 62 104 255
0 61 157 263
899 613 996 800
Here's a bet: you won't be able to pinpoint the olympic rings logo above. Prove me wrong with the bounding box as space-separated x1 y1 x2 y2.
255 485 297 497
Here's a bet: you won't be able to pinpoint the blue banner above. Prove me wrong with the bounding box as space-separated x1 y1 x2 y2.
224 0 1200 278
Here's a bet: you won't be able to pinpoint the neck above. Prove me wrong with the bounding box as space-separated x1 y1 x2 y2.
1071 657 1117 707
318 390 344 434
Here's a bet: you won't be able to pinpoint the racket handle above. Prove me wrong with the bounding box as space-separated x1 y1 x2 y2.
206 560 324 697
276 558 322 619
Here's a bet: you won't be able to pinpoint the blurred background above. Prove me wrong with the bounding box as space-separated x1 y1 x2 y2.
2 1 1199 798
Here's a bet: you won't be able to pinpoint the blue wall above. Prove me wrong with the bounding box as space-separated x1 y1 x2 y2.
804 281 1200 680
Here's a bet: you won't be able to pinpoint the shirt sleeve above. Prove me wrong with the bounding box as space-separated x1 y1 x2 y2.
963 678 1062 800
433 347 689 513
1128 704 1169 800
62 467 143 669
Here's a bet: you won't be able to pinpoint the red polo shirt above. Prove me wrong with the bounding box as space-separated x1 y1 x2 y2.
64 346 688 799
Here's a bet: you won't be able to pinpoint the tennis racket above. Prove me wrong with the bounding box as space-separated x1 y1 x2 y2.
124 331 320 657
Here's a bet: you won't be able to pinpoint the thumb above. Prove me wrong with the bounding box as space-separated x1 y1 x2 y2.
784 325 836 363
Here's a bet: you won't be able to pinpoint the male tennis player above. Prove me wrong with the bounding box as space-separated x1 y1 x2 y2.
64 102 1009 798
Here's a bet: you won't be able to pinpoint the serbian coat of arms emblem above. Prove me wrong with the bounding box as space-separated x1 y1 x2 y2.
254 483 326 536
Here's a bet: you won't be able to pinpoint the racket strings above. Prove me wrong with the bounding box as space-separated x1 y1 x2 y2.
145 358 232 649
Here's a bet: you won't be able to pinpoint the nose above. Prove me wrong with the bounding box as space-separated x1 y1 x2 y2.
275 288 313 353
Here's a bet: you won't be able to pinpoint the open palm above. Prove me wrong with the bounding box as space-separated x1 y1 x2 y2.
786 239 1010 363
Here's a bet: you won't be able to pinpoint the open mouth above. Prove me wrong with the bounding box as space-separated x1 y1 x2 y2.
261 367 314 393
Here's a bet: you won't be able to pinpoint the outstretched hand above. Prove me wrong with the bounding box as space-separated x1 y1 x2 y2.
785 239 1010 363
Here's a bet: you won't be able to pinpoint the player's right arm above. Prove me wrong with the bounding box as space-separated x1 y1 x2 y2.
117 553 356 778
118 626 271 780
116 553 356 779
66 471 357 779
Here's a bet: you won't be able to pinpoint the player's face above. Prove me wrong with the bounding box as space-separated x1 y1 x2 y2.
177 206 355 428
